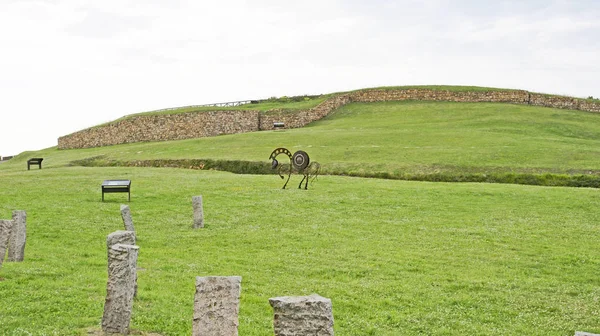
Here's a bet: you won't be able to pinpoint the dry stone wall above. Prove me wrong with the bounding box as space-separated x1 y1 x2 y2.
529 93 580 110
259 94 352 131
59 110 259 149
351 89 530 104
57 89 600 149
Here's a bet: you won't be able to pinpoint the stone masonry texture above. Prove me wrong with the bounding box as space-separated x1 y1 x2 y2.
102 243 139 334
269 294 334 336
8 210 26 262
57 89 600 149
0 219 14 270
193 276 242 336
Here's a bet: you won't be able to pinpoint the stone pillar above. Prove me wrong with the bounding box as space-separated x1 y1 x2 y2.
192 196 204 229
106 231 137 297
269 294 334 336
102 243 139 334
120 205 135 232
193 276 241 336
8 210 26 262
0 219 14 269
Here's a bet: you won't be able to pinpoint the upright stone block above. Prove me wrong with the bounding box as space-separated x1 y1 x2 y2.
192 196 204 229
102 243 139 334
269 294 334 336
8 210 26 262
0 219 14 269
193 276 241 336
120 205 135 232
107 230 136 248
106 231 137 297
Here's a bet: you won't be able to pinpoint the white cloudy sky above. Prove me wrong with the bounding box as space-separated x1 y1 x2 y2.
1 0 598 156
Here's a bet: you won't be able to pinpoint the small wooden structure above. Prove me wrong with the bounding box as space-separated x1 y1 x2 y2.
273 122 285 129
27 158 43 170
102 180 131 202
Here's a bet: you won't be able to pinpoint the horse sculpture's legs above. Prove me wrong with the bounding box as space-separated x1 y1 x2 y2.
283 173 292 189
303 172 310 189
298 174 306 189
281 166 292 189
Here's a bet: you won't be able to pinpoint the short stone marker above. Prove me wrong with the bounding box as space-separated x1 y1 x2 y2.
193 276 241 336
575 332 600 336
106 230 137 297
0 219 15 269
120 205 135 232
192 196 204 229
102 243 139 334
269 294 334 336
8 210 26 262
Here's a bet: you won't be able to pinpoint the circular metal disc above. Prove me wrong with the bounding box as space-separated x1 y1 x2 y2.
292 151 310 170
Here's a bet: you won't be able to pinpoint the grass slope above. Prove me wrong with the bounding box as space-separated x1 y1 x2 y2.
7 100 600 187
0 167 599 335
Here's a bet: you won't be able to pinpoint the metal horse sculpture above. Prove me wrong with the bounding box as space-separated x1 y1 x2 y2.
269 148 321 189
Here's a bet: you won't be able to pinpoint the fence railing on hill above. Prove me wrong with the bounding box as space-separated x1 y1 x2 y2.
151 100 259 113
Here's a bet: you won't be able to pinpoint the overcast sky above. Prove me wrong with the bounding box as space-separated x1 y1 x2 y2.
1 0 598 156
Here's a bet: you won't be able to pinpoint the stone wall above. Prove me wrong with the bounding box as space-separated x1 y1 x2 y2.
57 89 600 149
580 100 600 113
351 89 530 104
58 110 260 149
259 94 352 130
529 93 580 110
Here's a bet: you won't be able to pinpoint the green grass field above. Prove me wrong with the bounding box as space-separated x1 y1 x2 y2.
1 97 600 335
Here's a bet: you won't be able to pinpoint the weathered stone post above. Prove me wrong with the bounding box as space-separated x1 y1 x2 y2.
101 243 139 334
120 205 135 232
193 276 241 336
192 196 204 229
8 210 26 262
269 294 334 336
106 230 137 297
0 219 14 269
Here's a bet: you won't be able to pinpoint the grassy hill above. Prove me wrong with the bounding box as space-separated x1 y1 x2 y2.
6 99 600 187
1 90 600 335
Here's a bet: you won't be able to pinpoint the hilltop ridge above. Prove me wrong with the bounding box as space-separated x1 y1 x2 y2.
57 85 600 150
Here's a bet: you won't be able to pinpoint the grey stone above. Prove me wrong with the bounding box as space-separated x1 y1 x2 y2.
106 231 137 297
8 210 26 262
193 276 241 336
0 219 14 269
120 204 135 232
102 243 139 334
575 332 600 336
192 196 204 229
269 294 334 336
107 230 136 248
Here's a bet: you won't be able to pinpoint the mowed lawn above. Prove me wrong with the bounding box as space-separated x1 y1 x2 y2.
0 166 599 335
